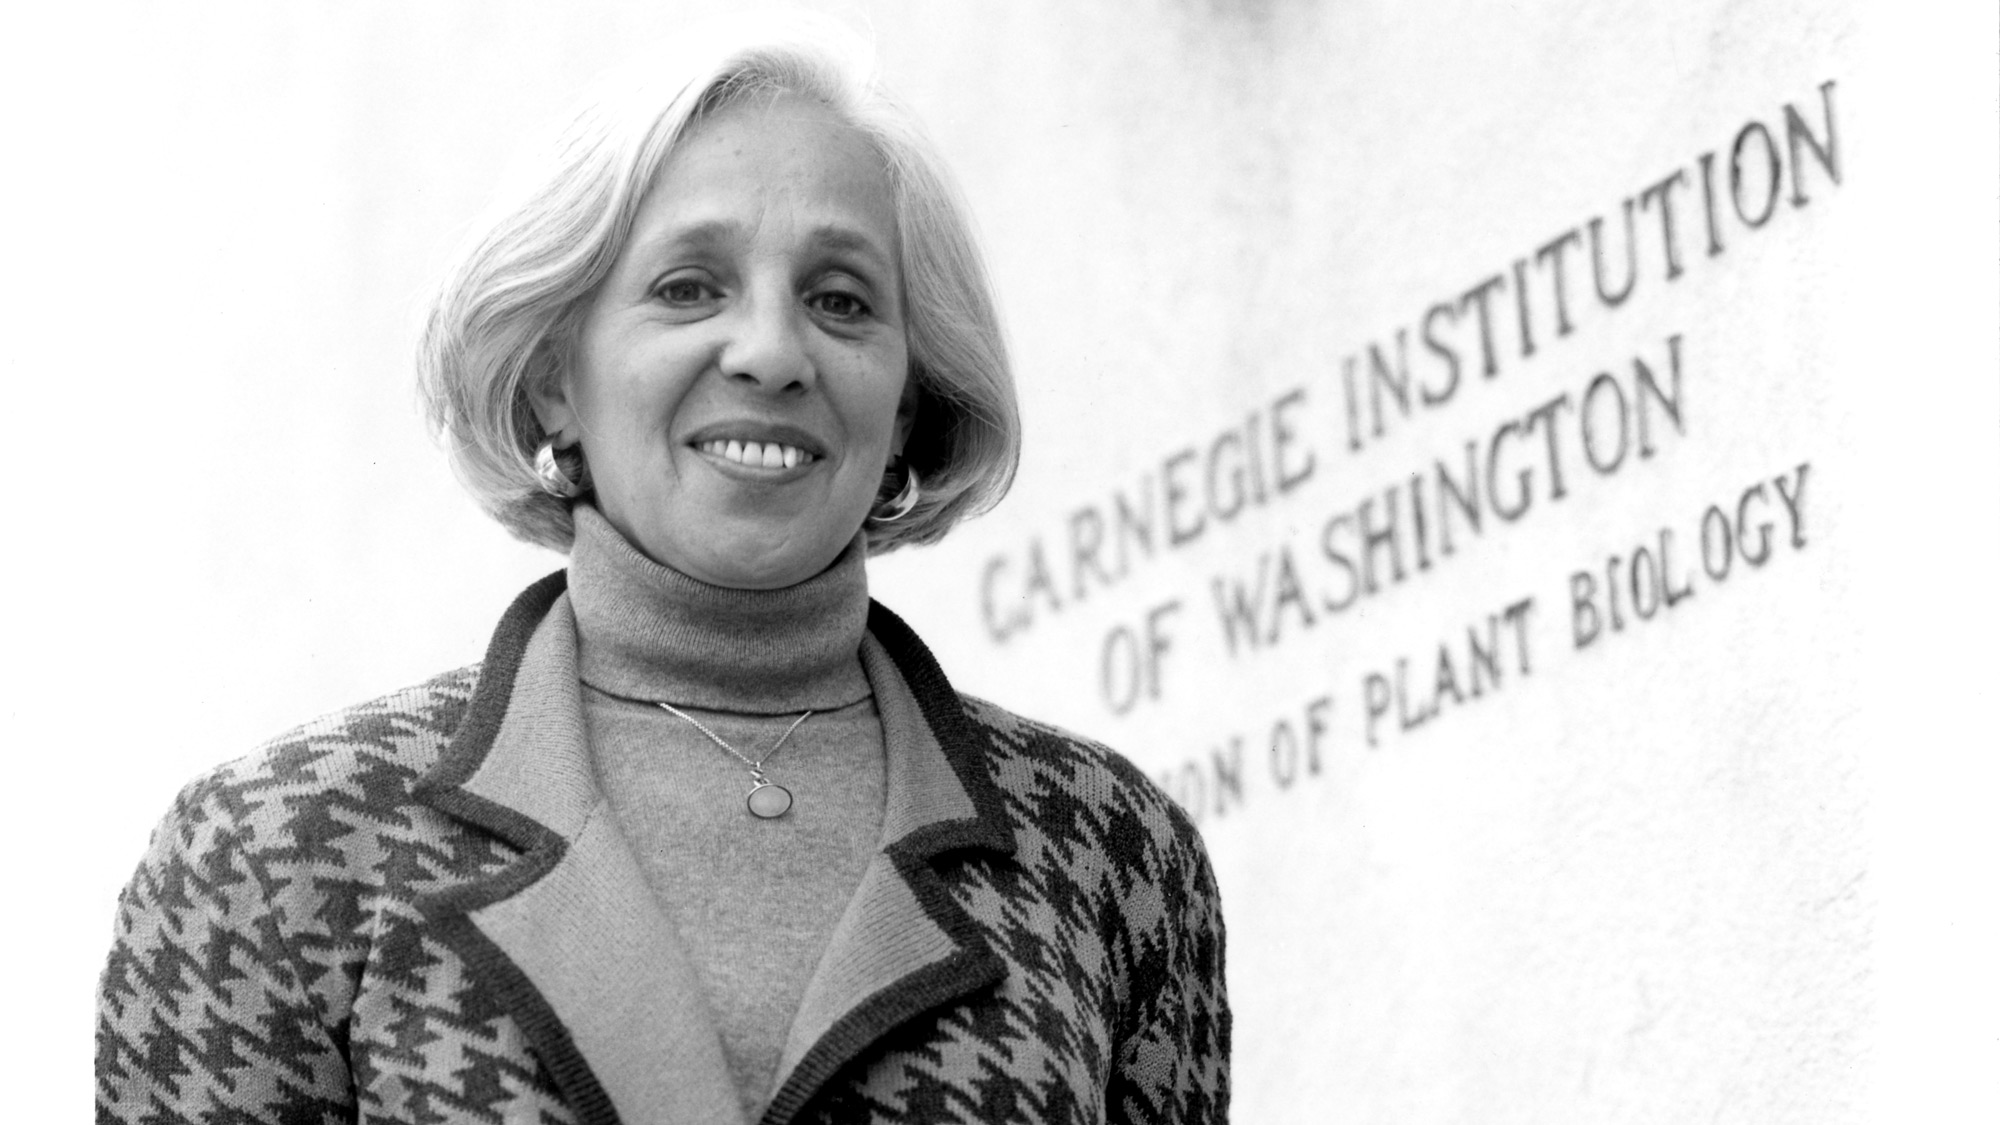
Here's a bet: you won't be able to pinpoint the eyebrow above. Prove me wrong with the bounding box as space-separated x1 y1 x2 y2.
641 219 896 269
806 224 895 264
648 219 738 253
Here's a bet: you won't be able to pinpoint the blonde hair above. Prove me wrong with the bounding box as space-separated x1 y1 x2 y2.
418 16 1018 554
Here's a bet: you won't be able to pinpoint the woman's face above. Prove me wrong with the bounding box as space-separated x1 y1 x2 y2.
535 95 913 589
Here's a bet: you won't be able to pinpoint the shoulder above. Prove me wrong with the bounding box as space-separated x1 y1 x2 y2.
952 693 1228 1037
102 666 494 1095
956 693 1209 867
153 665 483 869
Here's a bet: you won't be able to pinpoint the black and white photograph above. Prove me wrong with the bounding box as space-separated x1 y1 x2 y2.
5 1 1993 1121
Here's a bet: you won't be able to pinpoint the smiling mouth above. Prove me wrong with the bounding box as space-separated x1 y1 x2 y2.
697 439 820 470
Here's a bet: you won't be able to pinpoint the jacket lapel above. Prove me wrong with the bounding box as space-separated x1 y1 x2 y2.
415 579 1017 1125
761 602 1019 1125
414 573 748 1125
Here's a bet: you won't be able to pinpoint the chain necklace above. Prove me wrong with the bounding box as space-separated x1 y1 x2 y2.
655 701 812 819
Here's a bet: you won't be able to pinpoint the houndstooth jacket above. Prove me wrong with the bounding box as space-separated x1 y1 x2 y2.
96 572 1230 1124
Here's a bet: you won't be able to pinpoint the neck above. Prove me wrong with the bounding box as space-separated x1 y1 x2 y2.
568 504 873 714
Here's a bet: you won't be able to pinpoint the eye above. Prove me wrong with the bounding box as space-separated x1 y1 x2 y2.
653 274 719 307
809 288 873 322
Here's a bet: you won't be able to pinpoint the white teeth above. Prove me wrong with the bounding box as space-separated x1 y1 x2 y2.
698 438 814 468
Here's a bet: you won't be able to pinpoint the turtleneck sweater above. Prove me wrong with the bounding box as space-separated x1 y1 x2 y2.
567 505 887 1121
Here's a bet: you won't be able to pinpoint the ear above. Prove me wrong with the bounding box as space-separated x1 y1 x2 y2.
890 371 921 458
526 373 580 448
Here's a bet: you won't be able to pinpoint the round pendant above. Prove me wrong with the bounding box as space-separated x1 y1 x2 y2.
746 781 793 819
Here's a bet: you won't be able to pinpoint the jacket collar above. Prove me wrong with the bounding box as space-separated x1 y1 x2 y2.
414 571 1016 1125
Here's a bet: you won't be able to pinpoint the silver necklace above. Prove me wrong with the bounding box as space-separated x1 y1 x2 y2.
655 701 812 819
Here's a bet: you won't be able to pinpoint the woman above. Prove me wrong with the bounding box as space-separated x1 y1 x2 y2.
96 22 1228 1125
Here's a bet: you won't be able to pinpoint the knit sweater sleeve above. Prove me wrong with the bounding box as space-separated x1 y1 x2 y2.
95 772 353 1125
1107 801 1232 1124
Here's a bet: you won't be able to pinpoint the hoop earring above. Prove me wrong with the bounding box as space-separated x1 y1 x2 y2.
868 464 921 524
535 438 584 499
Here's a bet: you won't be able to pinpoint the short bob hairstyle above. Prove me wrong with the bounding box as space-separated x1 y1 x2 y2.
418 17 1018 555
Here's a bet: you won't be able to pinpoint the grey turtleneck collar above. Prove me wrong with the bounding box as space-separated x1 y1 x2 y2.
567 504 873 714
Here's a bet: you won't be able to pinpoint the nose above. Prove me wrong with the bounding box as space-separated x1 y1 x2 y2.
718 290 815 393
